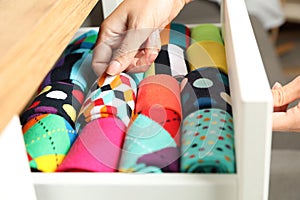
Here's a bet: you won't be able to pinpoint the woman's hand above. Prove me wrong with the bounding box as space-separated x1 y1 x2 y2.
272 76 300 132
92 0 192 76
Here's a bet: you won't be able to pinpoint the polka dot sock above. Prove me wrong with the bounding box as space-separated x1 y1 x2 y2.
144 44 188 78
20 82 84 128
160 22 191 50
180 108 235 173
22 114 77 172
180 67 232 119
118 74 182 172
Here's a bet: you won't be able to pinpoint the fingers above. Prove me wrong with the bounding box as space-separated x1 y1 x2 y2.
272 101 300 132
272 76 300 107
106 28 159 75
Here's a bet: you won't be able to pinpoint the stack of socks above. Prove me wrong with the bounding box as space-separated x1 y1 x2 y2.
118 74 182 173
20 30 98 172
57 73 137 172
180 24 235 173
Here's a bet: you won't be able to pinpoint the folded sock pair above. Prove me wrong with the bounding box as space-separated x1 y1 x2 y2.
186 24 227 74
118 74 182 173
21 30 98 172
57 73 137 172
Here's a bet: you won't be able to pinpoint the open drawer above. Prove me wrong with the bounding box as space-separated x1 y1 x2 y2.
0 0 272 200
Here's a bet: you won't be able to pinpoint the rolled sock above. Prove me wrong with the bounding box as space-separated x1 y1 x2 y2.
135 74 182 117
186 41 228 74
22 114 77 172
41 30 98 93
160 22 191 49
118 114 179 173
180 108 235 173
118 74 182 172
191 24 223 44
20 82 84 128
180 67 232 119
76 73 137 132
57 117 126 172
144 44 188 78
66 30 98 53
140 107 181 146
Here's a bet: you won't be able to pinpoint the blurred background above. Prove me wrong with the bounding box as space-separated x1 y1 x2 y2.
82 0 300 199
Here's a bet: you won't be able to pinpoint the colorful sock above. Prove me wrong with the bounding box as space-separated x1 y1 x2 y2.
191 24 223 44
56 117 126 172
118 74 182 172
180 108 235 173
186 41 227 74
76 73 137 132
144 44 188 78
41 30 98 93
180 67 232 119
22 114 77 172
20 82 84 128
160 22 191 49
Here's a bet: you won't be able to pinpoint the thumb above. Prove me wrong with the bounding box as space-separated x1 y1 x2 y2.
272 77 300 107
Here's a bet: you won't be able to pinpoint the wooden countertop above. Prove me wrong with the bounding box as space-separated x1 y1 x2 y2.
0 0 98 132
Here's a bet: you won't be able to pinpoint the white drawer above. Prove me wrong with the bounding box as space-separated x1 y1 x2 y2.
0 0 272 200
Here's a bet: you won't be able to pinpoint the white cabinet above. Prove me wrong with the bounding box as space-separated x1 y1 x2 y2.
0 0 272 200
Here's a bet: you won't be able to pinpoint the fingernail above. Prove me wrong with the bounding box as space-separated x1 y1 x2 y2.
272 82 282 89
106 60 121 75
148 52 158 63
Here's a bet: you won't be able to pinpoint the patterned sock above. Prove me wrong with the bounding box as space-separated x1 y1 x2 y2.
20 82 84 128
118 74 182 172
160 22 191 50
58 73 137 172
22 114 77 172
144 44 188 78
56 117 126 172
180 67 232 119
76 73 137 132
180 108 235 173
40 30 98 93
191 24 224 44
